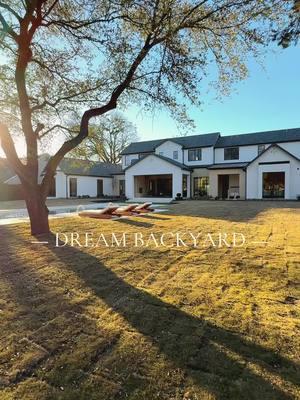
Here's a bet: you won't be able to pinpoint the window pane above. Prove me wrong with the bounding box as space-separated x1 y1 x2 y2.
193 177 209 196
188 150 195 161
224 147 239 160
182 175 188 197
173 150 178 160
188 148 201 161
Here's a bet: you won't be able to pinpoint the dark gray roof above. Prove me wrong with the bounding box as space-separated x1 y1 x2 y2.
124 153 192 171
0 159 15 182
208 162 249 170
58 158 122 177
215 128 300 148
121 132 220 155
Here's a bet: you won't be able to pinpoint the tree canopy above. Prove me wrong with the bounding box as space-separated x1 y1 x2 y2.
274 0 300 47
68 112 138 163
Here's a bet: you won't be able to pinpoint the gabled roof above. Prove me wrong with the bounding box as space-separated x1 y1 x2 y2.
247 144 300 166
58 158 122 177
124 153 192 171
121 132 220 155
215 128 300 148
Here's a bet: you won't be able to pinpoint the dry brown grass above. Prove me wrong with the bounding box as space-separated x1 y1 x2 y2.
0 203 299 399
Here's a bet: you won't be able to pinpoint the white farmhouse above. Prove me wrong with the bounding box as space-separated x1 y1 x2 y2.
2 128 300 202
121 128 300 202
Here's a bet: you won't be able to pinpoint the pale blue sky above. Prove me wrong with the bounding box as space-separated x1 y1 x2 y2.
125 45 300 141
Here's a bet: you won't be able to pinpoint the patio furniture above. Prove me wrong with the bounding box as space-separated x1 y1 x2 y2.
113 204 139 216
228 186 240 200
78 206 119 219
133 202 154 213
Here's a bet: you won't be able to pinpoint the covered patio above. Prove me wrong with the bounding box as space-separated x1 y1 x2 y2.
208 164 247 199
124 153 191 202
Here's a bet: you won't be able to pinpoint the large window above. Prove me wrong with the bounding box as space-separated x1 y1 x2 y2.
224 147 239 160
193 177 209 197
263 172 285 198
188 148 202 161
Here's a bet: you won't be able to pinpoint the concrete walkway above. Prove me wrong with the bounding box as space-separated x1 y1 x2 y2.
0 197 107 211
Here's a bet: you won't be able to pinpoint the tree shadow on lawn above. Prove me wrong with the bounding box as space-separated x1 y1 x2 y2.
115 218 154 228
165 200 300 223
43 232 299 399
0 227 299 399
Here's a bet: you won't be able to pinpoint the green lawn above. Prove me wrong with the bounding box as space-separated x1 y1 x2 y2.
0 205 299 399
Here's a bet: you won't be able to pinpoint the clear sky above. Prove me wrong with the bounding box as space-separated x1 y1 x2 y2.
125 45 300 141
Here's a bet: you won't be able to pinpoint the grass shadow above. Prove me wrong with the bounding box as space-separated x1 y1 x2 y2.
115 218 154 228
42 232 299 399
139 214 172 221
0 224 299 399
165 200 300 223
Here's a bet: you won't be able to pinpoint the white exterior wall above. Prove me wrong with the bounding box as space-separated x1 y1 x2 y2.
279 141 300 159
184 146 214 166
125 154 190 201
155 141 183 162
214 144 272 164
64 175 113 198
112 174 125 196
246 146 300 199
122 154 139 169
54 170 67 198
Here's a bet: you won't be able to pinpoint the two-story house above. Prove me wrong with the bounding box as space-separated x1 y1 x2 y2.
121 128 300 202
3 128 299 201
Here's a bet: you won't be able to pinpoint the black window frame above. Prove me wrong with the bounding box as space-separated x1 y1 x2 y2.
224 147 239 160
188 148 202 161
173 150 178 160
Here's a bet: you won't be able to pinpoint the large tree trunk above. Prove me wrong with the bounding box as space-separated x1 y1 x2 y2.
25 189 50 236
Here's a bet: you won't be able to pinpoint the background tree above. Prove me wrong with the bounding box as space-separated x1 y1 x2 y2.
274 0 300 47
0 0 289 235
68 112 138 164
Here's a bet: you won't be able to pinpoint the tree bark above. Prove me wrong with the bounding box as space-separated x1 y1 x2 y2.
24 188 50 236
